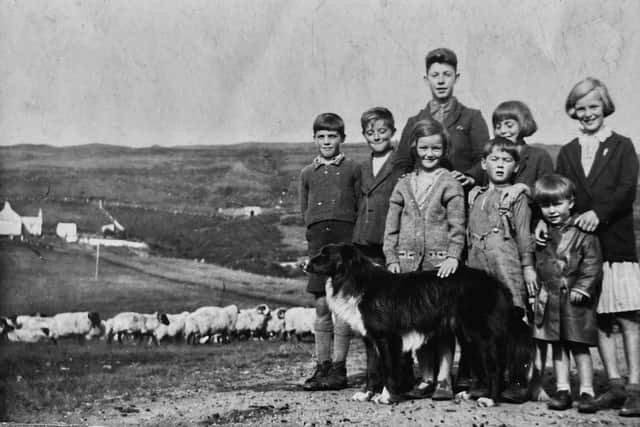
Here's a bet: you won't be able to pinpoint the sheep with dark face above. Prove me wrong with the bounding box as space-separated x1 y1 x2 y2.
184 305 238 345
235 304 270 340
154 311 189 343
265 307 287 339
105 312 169 345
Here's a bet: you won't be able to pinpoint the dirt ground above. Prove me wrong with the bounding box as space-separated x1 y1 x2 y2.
14 340 630 427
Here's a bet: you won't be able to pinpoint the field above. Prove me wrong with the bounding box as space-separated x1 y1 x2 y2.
1 142 640 425
0 240 638 426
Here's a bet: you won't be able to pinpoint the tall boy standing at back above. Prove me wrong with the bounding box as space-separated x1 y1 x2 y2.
395 48 490 187
299 113 361 391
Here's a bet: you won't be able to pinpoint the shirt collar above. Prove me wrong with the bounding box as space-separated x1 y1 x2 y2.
313 152 345 169
428 97 456 115
579 125 612 144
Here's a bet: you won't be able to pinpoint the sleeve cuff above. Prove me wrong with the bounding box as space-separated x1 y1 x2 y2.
572 288 591 299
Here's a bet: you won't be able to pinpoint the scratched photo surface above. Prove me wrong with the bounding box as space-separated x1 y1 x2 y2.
1 1 640 425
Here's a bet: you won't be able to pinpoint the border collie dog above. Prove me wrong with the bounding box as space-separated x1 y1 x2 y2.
306 243 533 405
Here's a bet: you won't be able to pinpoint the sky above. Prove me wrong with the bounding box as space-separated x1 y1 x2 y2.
1 0 640 147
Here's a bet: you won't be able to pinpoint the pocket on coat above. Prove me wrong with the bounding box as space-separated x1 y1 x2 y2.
535 285 549 327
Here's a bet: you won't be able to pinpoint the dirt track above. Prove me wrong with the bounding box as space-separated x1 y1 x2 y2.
70 341 638 427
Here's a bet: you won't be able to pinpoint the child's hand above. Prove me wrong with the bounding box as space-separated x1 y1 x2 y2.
523 266 538 297
500 183 530 211
387 262 400 273
569 289 588 305
575 210 599 233
534 220 548 246
450 171 475 187
437 257 459 278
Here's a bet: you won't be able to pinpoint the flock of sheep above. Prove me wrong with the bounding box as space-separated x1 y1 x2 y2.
0 304 317 345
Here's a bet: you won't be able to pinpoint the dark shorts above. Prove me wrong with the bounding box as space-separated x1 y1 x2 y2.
306 220 354 294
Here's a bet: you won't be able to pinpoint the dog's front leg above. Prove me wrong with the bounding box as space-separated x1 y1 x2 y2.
372 335 403 405
352 336 382 402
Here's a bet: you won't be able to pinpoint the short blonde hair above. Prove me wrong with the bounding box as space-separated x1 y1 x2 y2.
565 77 615 119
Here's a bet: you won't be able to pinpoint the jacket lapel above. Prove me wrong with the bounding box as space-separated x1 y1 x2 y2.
564 141 592 198
366 152 396 194
361 157 375 191
443 97 462 130
586 136 615 185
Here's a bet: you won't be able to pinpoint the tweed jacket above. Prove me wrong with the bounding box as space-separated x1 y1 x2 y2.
556 132 638 262
352 151 405 246
383 170 466 272
533 218 602 345
299 156 361 227
395 97 490 181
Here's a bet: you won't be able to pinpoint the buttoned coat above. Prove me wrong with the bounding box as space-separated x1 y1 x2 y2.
352 151 405 246
533 220 602 345
383 170 466 272
555 132 638 262
299 157 361 227
395 97 490 181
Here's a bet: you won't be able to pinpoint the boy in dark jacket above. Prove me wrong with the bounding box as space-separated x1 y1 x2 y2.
395 47 490 187
299 112 361 391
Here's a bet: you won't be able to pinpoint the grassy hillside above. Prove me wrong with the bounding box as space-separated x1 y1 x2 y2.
0 143 371 212
0 239 311 317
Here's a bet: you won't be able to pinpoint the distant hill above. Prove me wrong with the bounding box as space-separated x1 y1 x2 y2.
0 142 566 212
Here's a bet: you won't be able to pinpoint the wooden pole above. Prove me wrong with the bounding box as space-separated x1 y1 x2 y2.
95 243 100 280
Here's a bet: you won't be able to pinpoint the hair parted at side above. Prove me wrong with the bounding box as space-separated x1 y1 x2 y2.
482 136 520 163
360 107 395 133
425 47 458 72
565 77 615 119
533 173 576 206
313 113 345 138
492 100 538 138
408 119 450 165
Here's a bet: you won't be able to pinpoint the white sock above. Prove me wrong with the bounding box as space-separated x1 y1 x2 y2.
579 386 594 397
556 383 570 392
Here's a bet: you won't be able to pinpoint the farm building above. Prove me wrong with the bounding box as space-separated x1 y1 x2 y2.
56 222 78 242
0 202 22 237
21 208 43 236
218 206 263 217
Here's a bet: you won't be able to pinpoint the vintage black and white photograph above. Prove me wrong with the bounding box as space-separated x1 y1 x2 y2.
1 0 640 425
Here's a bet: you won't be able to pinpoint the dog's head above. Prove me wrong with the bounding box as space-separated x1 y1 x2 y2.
306 243 361 278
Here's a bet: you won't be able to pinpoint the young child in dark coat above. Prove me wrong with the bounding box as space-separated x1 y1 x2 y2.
532 174 602 413
299 113 361 391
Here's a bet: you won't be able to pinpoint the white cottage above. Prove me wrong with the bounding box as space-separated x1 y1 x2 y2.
22 209 43 236
0 202 22 237
56 222 78 242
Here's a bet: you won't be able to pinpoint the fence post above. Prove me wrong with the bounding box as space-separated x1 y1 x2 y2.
95 243 100 280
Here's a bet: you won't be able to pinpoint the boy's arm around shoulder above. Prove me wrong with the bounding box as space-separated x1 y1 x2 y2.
382 178 407 266
572 231 603 299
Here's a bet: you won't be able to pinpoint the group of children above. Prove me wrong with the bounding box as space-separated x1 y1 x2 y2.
297 47 640 417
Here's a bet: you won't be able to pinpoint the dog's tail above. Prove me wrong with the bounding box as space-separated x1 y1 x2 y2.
506 307 535 385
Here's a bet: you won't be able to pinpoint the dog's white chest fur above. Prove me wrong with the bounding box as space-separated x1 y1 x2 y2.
325 279 367 336
401 331 428 352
